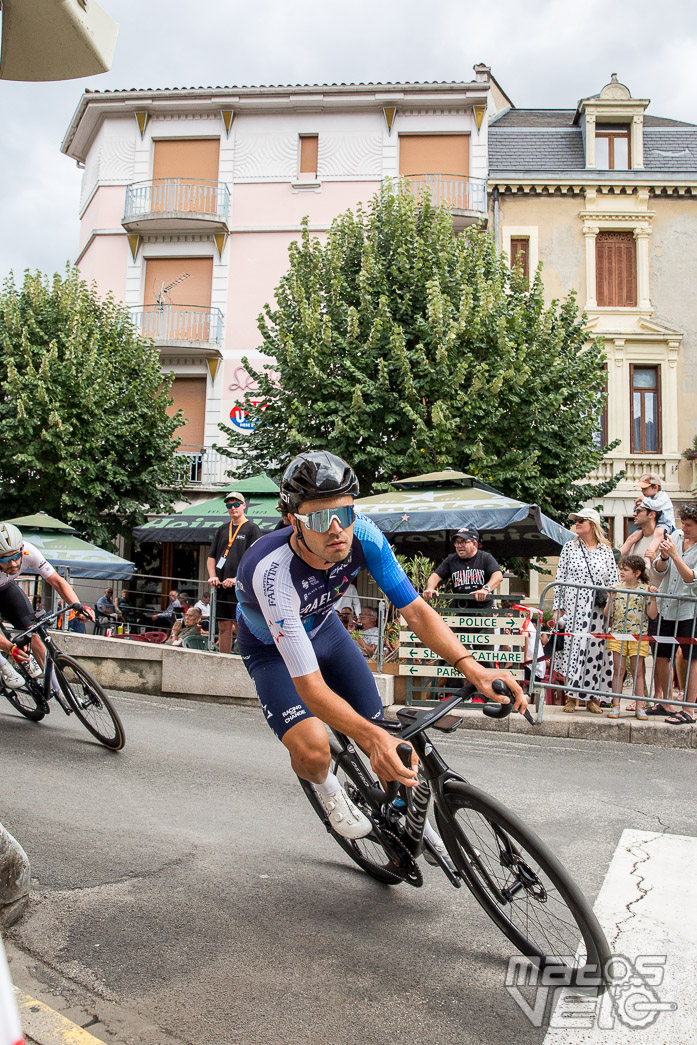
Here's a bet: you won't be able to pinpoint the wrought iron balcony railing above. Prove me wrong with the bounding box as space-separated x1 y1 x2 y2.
130 305 223 347
173 446 243 488
124 179 230 224
402 174 488 214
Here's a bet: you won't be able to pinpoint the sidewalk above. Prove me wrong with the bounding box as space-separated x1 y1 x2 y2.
386 702 697 748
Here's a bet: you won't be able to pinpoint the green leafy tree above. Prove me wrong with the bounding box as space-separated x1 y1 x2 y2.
218 183 618 521
0 268 184 545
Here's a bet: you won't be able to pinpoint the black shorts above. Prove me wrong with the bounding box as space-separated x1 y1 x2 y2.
214 584 238 622
654 616 697 663
0 583 36 630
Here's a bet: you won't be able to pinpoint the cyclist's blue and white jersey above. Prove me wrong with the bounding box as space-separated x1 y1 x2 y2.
236 514 417 678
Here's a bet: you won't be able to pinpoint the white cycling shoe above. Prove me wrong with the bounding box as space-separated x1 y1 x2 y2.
0 660 25 690
314 785 372 840
423 834 456 872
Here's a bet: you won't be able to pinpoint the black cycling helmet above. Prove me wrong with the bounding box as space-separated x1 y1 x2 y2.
281 451 359 511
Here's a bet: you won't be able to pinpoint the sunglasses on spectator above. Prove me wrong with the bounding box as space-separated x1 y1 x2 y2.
632 508 646 514
225 500 244 509
294 505 356 533
0 551 22 564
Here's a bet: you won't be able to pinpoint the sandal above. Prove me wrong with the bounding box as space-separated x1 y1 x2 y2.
625 703 636 712
645 704 669 716
665 711 696 726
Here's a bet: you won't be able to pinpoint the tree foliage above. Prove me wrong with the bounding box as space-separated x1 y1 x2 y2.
0 268 184 545
218 184 618 521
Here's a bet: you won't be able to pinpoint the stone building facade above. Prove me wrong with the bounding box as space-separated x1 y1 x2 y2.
489 75 697 543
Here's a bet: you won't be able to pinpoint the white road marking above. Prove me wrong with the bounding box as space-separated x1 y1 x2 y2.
542 829 696 1042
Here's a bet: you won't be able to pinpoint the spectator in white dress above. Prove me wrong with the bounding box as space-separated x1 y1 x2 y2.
552 508 619 713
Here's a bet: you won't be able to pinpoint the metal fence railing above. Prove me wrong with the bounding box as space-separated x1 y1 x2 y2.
530 579 697 719
129 305 223 346
124 179 231 222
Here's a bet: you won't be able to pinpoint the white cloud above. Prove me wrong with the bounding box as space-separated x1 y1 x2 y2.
0 0 696 277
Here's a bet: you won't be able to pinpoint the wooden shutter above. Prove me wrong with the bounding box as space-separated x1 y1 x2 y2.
596 231 636 306
152 139 220 213
510 237 529 281
168 377 206 447
398 135 469 177
144 258 213 308
299 135 318 176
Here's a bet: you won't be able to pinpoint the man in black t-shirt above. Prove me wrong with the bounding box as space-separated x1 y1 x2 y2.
423 527 503 613
207 492 263 653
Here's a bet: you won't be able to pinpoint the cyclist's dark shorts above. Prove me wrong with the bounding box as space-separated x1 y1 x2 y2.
0 584 35 630
654 616 697 663
238 610 383 741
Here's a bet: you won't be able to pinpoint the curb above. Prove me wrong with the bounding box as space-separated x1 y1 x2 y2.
14 989 108 1045
385 703 697 748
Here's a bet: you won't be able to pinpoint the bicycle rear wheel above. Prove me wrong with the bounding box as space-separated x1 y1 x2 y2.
2 676 46 722
435 782 611 992
54 655 125 750
299 740 403 885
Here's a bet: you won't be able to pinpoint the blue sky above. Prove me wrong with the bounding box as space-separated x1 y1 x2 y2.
0 0 695 280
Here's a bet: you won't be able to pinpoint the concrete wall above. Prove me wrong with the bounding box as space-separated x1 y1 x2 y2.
53 632 395 707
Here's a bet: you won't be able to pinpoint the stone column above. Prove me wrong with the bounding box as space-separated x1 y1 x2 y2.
583 224 599 308
634 226 652 310
0 824 30 929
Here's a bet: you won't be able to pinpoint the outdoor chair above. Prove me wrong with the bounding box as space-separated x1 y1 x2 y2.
130 630 168 644
181 633 209 651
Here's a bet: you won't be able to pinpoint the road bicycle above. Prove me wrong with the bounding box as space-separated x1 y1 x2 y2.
299 681 611 992
1 604 125 750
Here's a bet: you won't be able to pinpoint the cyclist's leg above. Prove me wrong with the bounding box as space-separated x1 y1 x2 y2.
238 626 332 778
0 584 45 664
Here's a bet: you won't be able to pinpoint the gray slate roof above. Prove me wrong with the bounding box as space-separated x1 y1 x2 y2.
489 109 697 174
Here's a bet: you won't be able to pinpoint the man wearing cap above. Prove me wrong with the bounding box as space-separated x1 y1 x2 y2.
207 492 262 654
623 473 675 564
423 528 503 611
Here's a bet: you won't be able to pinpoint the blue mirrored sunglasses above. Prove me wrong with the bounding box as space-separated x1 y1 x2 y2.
294 505 356 533
225 501 244 509
0 551 22 564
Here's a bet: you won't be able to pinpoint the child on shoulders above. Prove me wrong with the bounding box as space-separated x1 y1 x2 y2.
622 472 675 565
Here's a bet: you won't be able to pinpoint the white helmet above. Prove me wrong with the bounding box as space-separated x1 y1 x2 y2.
0 523 23 555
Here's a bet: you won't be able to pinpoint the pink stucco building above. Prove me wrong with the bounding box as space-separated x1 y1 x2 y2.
61 67 510 494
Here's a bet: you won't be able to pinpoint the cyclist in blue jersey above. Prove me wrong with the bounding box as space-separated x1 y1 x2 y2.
236 452 526 842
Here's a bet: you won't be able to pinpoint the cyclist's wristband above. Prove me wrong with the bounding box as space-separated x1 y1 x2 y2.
453 653 474 671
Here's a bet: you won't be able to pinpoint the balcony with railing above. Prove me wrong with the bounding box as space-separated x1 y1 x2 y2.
123 179 231 233
400 175 488 228
172 446 243 489
587 454 683 493
130 305 223 353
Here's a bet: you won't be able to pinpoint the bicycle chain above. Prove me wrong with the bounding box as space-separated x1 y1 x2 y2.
378 828 423 887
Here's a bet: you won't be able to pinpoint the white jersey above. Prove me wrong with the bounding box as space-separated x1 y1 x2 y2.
0 541 56 590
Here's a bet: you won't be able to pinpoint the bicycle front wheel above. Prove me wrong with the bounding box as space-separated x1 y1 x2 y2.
436 782 611 992
2 676 46 722
54 655 125 750
299 743 403 886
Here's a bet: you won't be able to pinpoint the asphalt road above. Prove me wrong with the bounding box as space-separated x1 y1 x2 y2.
2 690 696 1045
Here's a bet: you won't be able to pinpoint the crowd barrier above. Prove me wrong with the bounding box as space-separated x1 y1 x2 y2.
530 580 697 718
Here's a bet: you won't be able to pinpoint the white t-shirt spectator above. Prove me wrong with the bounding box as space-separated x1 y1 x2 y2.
336 583 361 617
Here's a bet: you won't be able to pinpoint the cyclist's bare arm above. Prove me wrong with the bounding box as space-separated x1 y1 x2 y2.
400 596 527 713
293 671 418 785
46 574 94 620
